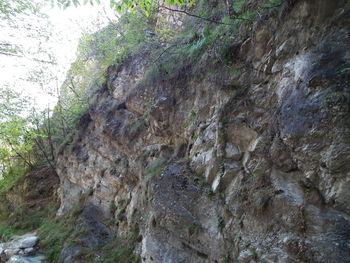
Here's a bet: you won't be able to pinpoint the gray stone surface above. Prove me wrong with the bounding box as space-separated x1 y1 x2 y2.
0 234 43 263
7 255 46 263
16 237 38 250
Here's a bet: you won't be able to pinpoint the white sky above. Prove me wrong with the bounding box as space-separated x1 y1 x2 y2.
0 1 116 112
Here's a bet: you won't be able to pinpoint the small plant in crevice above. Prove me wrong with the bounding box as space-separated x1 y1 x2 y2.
117 207 126 222
145 161 165 180
191 133 200 141
190 110 197 117
186 222 202 236
274 189 284 195
143 148 158 158
109 200 116 215
323 91 350 111
249 248 258 259
190 174 215 197
218 216 225 232
184 109 199 130
205 187 214 197
139 157 167 204
223 254 232 263
219 160 225 178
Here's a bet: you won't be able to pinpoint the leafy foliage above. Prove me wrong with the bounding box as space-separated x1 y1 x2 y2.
0 87 60 193
140 1 240 85
0 166 27 195
70 12 151 80
0 88 35 173
0 0 41 19
52 0 195 15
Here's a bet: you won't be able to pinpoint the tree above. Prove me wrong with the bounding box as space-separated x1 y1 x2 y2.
0 0 117 179
0 87 34 171
0 85 63 178
51 0 194 13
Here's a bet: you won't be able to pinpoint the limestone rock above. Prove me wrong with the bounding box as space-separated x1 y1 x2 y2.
16 237 39 250
53 1 350 262
0 234 41 263
7 255 47 263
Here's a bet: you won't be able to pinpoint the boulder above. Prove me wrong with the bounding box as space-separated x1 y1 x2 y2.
7 255 47 263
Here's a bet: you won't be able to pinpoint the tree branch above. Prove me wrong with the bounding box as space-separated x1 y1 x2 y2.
0 51 57 65
33 137 58 176
7 141 34 169
158 5 252 25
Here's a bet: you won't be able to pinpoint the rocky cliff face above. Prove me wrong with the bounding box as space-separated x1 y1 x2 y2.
56 0 350 262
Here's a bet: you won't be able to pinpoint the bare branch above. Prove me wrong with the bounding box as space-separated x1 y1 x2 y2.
0 51 57 65
158 5 252 25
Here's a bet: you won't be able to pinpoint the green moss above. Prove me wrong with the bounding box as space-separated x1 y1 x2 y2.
90 239 137 263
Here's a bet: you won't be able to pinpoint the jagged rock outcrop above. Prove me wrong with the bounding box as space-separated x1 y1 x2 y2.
56 0 350 262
